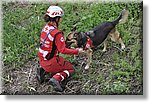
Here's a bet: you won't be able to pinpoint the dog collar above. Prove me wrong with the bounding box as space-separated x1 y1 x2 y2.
84 36 93 50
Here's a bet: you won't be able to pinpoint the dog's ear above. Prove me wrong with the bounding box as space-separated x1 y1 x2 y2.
80 32 85 38
74 32 80 38
66 32 75 40
71 25 77 32
75 32 83 41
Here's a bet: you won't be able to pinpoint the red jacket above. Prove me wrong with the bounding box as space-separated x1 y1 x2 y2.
38 23 79 60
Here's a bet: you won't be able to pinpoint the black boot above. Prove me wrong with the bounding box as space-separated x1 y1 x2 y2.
49 78 63 92
36 67 46 84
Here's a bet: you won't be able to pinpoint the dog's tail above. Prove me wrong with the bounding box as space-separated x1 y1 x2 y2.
112 6 129 25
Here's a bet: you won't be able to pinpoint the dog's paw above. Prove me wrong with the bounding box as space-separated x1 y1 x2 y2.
121 45 125 50
85 65 89 70
102 49 107 52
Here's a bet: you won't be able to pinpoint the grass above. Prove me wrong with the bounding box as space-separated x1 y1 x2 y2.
2 1 143 94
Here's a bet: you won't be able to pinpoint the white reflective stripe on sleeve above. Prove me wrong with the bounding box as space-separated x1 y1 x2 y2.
56 73 60 75
63 70 70 77
39 48 48 58
48 33 54 41
49 26 55 29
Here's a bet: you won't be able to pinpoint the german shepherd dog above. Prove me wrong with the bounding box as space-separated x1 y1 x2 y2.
66 7 129 70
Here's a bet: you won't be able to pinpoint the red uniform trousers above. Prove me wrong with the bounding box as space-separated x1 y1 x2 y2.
39 55 74 82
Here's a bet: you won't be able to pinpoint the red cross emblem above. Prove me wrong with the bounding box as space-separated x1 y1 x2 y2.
45 27 48 31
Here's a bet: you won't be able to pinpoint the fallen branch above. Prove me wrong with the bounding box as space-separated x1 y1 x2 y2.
83 80 90 88
113 45 123 52
65 85 76 93
0 75 12 83
95 85 100 94
96 61 111 66
27 66 33 83
27 86 36 92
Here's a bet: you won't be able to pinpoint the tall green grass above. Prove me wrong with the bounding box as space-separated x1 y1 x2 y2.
3 2 142 66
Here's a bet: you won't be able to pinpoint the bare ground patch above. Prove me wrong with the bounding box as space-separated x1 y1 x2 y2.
1 46 143 95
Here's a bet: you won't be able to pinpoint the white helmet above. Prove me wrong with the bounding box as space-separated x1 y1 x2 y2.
46 6 64 18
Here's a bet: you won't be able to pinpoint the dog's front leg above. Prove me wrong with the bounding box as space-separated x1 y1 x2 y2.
85 48 93 70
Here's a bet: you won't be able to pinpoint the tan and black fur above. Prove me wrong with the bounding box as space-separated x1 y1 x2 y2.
66 8 129 70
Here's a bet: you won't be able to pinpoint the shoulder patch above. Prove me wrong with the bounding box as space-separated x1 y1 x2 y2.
60 37 64 42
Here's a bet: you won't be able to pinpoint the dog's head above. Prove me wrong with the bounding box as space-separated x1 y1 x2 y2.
65 31 88 48
65 31 78 48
